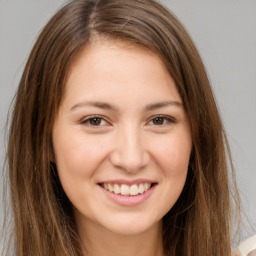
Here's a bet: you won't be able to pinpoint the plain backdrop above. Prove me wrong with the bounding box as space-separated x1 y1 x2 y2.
1 0 255 248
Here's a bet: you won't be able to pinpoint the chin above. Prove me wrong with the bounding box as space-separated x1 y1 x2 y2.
102 215 162 236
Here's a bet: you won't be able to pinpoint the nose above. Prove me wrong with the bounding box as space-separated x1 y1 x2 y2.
109 125 149 172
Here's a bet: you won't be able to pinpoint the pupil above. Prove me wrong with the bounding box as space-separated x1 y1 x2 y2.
90 118 101 125
153 117 163 125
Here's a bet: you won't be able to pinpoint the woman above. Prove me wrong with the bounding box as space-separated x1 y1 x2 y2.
4 0 240 255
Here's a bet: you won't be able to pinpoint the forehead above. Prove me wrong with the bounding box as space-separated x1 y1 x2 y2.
70 39 162 72
68 37 167 80
61 38 181 109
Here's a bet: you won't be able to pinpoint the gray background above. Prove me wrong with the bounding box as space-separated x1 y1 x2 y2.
1 0 255 247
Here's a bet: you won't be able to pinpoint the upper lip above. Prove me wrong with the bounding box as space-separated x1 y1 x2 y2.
98 179 158 186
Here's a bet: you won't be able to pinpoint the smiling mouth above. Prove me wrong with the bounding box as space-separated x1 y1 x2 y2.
99 183 156 196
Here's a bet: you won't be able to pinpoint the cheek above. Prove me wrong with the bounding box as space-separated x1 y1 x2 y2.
52 131 111 208
153 133 191 212
152 132 192 177
53 131 110 178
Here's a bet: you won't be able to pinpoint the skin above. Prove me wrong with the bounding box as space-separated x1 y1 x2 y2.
52 39 192 256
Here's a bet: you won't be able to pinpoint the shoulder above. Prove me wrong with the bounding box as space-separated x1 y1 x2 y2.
232 235 256 256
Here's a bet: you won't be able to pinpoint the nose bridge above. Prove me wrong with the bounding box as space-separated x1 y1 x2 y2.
110 123 149 172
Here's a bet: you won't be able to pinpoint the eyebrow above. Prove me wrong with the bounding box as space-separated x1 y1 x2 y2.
70 101 118 111
70 100 183 112
144 101 183 111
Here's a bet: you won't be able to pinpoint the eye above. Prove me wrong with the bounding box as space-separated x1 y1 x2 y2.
148 115 175 126
80 116 109 127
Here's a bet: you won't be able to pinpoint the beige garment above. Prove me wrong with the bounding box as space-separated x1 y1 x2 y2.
232 235 256 256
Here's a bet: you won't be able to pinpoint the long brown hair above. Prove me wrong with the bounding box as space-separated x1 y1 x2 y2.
5 0 240 255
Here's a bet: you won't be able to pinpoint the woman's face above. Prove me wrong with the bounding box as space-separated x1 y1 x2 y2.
52 40 192 236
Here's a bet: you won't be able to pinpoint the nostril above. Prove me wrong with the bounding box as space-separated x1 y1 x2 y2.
108 144 149 172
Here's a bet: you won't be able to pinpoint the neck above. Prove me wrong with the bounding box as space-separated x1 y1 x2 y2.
77 218 164 256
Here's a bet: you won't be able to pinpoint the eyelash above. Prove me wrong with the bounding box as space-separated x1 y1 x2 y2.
147 115 175 126
80 115 175 127
80 115 108 127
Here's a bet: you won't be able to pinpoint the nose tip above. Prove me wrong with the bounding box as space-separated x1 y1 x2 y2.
109 149 149 172
109 129 149 172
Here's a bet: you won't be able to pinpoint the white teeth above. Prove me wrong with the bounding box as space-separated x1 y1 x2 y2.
120 184 130 195
144 183 150 190
108 183 114 192
138 183 145 194
130 184 139 196
114 184 120 194
102 182 152 196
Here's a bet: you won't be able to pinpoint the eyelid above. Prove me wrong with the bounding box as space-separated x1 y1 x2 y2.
79 114 175 127
147 115 176 125
80 115 111 127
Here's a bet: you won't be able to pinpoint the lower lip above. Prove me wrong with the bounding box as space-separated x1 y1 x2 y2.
99 185 156 206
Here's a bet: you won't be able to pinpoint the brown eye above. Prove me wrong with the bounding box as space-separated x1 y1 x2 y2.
80 116 108 127
148 115 175 126
152 117 165 125
89 118 102 126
